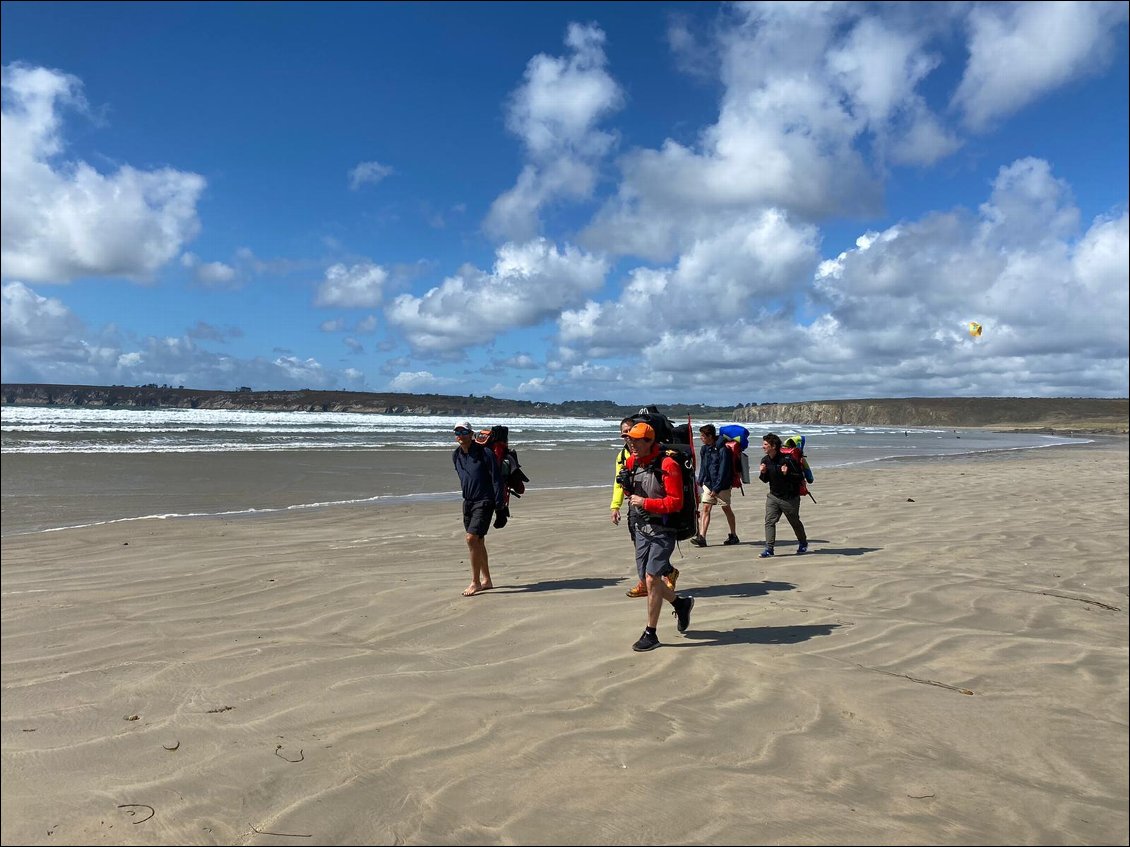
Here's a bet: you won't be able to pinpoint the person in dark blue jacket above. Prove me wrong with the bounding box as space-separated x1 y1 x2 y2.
452 421 506 596
690 424 739 547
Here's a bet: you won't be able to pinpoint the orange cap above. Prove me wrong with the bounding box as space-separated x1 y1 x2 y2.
627 422 655 440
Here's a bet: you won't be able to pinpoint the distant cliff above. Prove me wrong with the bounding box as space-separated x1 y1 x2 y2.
0 383 733 422
3 385 1126 432
734 397 1129 433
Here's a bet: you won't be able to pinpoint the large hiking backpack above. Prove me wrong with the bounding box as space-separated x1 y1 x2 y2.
781 433 815 502
624 406 699 539
476 425 530 508
718 423 751 489
630 443 698 541
630 405 694 453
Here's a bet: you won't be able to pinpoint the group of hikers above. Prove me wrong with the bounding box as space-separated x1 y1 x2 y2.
451 414 811 652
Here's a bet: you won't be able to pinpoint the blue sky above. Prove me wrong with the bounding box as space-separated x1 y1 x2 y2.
2 1 1127 405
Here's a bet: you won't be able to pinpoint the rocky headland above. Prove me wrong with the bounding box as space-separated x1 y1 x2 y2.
734 397 1129 434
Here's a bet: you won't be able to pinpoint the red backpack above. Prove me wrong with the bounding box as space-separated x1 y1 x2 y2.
779 436 815 503
723 439 746 492
718 424 750 492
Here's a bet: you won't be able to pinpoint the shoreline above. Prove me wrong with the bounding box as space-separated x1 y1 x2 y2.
0 437 1110 538
991 426 1129 436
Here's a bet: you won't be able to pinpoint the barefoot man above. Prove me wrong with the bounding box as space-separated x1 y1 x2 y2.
452 421 506 597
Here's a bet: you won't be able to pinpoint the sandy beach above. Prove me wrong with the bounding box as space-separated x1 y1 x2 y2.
2 441 1127 845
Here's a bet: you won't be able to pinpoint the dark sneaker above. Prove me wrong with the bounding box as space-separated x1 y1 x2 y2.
796 543 808 555
672 596 695 633
723 534 740 546
689 535 707 547
759 547 775 558
632 630 660 652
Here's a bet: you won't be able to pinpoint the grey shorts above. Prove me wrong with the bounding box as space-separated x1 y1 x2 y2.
462 499 493 537
634 527 676 581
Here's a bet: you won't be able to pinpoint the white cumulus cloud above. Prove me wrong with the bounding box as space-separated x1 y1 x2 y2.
315 262 388 308
953 1 1130 132
484 23 625 242
387 238 607 352
388 370 450 391
1 280 82 347
1 63 205 284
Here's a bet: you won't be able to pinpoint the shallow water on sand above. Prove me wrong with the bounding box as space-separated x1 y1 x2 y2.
1 407 1089 535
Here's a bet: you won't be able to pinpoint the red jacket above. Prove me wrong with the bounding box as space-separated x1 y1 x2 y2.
625 445 684 515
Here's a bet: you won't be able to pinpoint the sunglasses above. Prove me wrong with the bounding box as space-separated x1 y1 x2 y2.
454 428 474 436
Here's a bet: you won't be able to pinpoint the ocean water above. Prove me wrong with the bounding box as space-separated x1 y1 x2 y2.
0 405 1090 461
1 405 1090 535
0 406 615 453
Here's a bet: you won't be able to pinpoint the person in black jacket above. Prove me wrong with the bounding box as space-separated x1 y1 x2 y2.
452 421 506 596
757 432 808 558
690 424 739 547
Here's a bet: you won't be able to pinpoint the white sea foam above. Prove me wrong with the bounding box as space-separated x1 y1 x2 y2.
1 405 1089 461
1 406 622 453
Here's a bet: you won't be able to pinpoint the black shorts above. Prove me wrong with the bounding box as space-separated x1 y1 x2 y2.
462 499 494 537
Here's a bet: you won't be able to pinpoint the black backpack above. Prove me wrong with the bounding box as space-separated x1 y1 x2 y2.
478 425 530 504
630 405 693 451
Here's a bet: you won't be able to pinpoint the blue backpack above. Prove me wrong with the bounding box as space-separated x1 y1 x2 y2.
719 424 751 487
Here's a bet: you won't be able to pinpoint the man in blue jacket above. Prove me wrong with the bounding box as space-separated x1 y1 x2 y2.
690 424 739 547
452 421 506 596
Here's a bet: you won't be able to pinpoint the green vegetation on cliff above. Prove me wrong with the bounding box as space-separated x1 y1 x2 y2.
0 383 735 422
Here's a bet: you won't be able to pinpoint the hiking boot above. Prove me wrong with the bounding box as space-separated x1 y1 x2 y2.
723 534 740 546
672 595 695 633
796 543 808 555
689 535 707 547
632 630 660 652
663 567 680 591
759 547 775 558
626 580 647 598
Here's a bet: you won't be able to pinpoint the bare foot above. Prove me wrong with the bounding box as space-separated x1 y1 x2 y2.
479 580 495 591
462 582 482 597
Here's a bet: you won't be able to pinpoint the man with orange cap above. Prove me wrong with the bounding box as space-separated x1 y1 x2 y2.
612 416 678 598
621 421 695 651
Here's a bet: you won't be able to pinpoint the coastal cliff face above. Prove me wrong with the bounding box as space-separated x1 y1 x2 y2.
734 398 1129 433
